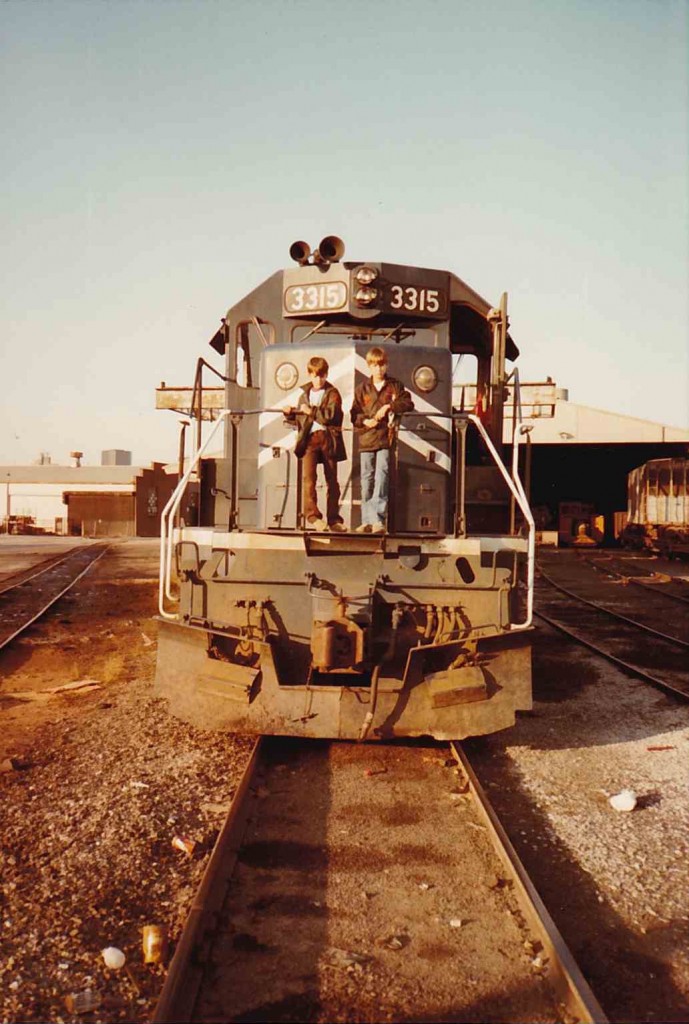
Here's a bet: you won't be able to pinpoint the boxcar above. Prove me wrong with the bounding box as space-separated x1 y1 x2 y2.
623 458 689 558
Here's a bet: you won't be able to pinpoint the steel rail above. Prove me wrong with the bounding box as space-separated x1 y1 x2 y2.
580 555 689 607
155 737 606 1023
450 742 608 1024
536 563 689 650
153 737 264 1024
534 609 689 700
0 545 90 597
0 545 110 653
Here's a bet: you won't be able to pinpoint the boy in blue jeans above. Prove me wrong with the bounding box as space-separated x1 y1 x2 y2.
350 347 414 533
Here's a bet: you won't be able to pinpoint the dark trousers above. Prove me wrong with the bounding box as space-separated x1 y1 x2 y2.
301 432 342 525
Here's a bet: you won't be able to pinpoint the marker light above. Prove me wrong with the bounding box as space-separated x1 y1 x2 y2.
413 365 438 393
355 287 378 306
355 266 378 285
275 362 299 390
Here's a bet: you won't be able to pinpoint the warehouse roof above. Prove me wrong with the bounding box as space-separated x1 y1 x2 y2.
0 465 145 484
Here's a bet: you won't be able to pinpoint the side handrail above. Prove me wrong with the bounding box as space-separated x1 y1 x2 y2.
159 411 231 620
159 407 288 619
463 412 534 630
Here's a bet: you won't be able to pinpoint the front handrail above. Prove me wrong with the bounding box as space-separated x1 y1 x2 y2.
160 406 534 630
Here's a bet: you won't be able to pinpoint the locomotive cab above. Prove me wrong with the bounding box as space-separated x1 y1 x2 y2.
155 238 534 741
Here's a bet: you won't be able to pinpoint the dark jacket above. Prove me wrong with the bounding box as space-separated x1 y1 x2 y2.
350 375 415 452
284 381 347 462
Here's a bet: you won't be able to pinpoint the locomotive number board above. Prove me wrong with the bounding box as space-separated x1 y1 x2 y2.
382 283 448 317
284 281 348 314
282 274 448 318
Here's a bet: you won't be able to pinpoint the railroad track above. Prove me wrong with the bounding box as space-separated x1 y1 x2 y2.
154 738 606 1024
0 544 91 592
535 559 689 700
0 543 110 652
577 552 689 606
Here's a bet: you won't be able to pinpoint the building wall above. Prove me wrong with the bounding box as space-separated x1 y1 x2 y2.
134 464 178 537
66 493 136 537
3 482 136 532
1 466 179 537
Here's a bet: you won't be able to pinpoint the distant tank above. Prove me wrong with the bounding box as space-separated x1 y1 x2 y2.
622 458 689 559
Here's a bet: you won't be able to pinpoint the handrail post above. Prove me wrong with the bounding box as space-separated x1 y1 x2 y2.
296 457 303 530
454 419 467 537
176 420 189 529
229 414 241 531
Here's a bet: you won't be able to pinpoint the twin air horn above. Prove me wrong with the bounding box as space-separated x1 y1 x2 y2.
289 236 345 267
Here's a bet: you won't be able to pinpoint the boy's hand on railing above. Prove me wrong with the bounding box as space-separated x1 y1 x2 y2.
375 404 391 421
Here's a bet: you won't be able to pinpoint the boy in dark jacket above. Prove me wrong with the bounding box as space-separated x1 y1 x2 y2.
283 356 346 532
350 347 414 533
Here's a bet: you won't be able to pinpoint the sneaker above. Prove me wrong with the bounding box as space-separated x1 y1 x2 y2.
329 522 346 532
370 523 385 534
355 524 371 534
307 518 328 532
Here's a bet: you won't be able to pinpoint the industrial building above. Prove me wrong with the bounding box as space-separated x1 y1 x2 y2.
0 452 178 537
488 381 689 544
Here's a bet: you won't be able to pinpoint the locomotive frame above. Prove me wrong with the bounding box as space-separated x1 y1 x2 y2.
155 237 534 741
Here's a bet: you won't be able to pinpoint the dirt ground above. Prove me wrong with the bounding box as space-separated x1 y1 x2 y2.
0 540 254 1023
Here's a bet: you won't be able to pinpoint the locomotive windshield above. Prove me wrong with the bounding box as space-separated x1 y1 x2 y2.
288 322 442 347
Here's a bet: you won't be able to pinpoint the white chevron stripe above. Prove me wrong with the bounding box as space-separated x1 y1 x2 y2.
354 353 450 432
259 351 356 468
398 430 451 474
258 431 296 468
258 351 452 469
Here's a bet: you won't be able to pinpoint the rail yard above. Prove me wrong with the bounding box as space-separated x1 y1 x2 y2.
1 539 687 1023
2 244 688 1024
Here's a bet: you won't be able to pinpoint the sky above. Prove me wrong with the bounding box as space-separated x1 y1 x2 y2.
2 0 688 467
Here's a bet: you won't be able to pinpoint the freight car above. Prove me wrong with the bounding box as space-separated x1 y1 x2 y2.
622 457 689 559
156 237 534 741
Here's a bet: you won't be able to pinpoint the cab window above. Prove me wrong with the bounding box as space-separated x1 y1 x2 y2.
234 319 274 388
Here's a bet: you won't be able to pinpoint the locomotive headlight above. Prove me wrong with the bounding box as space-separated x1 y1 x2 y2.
275 361 299 391
355 266 378 285
354 286 378 306
413 365 438 393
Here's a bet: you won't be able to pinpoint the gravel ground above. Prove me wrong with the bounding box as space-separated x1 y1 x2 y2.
468 618 689 1022
0 541 254 1023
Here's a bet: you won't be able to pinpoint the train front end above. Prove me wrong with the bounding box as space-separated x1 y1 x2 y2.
155 238 534 741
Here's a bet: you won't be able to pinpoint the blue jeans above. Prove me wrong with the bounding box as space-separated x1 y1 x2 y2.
360 449 390 526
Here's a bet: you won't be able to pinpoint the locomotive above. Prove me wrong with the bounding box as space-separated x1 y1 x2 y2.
156 237 534 741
